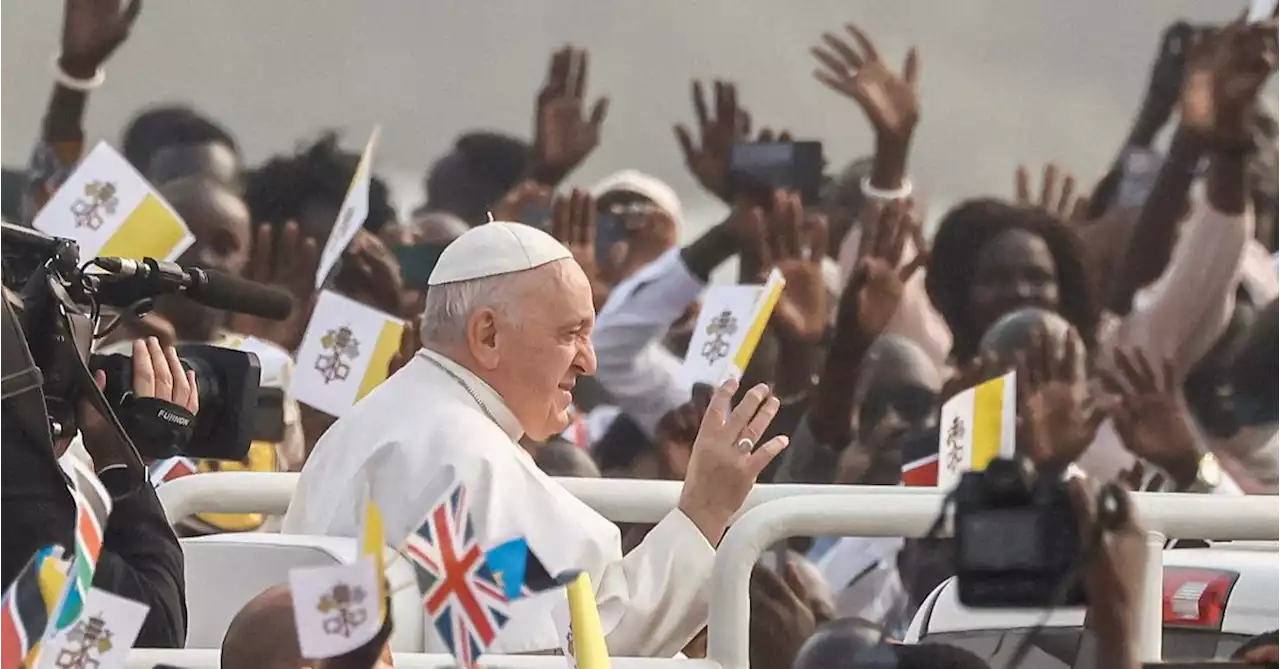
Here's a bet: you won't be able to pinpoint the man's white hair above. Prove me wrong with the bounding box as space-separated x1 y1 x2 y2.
420 272 527 345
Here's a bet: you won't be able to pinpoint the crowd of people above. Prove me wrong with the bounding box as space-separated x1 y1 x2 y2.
3 0 1280 668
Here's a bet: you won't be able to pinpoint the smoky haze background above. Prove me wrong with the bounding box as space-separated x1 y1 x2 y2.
0 0 1254 228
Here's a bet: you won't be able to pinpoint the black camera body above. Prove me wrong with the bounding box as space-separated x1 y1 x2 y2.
2 223 269 464
92 344 260 460
953 458 1085 608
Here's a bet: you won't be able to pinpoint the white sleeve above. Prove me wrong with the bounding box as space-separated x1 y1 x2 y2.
591 249 705 438
592 510 717 657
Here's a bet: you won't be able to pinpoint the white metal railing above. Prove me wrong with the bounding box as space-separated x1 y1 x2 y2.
156 472 940 525
704 492 1280 669
126 648 721 668
152 473 1279 668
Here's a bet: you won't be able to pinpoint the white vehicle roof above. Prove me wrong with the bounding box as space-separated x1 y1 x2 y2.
904 543 1279 643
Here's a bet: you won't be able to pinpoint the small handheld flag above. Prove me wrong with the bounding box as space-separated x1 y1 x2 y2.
1 546 70 669
316 127 381 288
32 142 194 262
50 459 114 633
937 370 1017 490
554 572 610 669
289 290 405 417
404 481 510 668
681 269 786 387
38 587 150 669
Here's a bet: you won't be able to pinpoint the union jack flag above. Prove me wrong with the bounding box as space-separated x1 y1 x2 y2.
404 483 510 668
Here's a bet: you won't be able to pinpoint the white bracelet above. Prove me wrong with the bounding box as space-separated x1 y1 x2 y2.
52 55 105 92
860 175 913 201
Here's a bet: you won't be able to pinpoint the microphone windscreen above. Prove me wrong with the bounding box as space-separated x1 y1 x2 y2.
189 269 294 320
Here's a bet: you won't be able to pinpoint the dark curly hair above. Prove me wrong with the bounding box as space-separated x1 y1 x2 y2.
925 198 1098 363
243 131 395 235
121 104 239 171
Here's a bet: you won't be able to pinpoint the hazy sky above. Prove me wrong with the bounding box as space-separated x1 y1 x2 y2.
1 1 1259 227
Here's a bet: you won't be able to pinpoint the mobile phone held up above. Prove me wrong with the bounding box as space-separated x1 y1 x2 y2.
391 242 449 289
729 140 825 204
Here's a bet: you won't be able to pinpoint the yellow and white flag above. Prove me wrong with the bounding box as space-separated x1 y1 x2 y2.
316 127 381 288
680 268 786 387
33 141 194 262
288 557 381 660
290 290 404 417
551 572 611 669
37 587 150 669
937 370 1017 490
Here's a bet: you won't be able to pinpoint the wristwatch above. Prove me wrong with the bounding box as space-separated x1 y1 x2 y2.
1175 453 1222 494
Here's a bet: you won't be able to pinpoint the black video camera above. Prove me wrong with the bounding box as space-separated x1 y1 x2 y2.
952 458 1085 608
1 223 293 463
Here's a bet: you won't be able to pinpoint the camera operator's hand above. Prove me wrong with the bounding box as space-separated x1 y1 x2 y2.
79 337 199 468
1068 477 1147 669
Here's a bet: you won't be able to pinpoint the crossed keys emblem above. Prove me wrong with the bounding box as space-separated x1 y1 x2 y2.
70 181 119 230
944 416 966 472
700 310 738 365
317 583 369 638
315 325 361 384
53 615 113 669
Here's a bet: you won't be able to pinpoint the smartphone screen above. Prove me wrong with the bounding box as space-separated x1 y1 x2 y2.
594 211 629 259
391 242 449 288
520 204 553 232
729 141 825 204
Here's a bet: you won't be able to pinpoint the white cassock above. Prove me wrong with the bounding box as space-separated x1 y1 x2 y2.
282 221 716 656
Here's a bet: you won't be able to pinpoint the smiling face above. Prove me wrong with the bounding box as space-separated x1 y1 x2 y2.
468 260 597 440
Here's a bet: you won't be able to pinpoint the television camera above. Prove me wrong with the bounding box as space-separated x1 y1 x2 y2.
1 222 293 466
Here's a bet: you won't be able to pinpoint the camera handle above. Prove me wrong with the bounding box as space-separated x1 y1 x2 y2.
23 262 148 480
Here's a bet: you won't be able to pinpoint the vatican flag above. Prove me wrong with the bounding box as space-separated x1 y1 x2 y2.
936 370 1017 490
290 290 404 417
316 127 381 288
36 588 149 669
681 268 786 387
32 141 194 262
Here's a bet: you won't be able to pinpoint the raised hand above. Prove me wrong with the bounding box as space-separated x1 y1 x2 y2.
336 229 405 317
678 379 790 544
811 23 920 144
1099 348 1200 487
836 199 926 343
530 46 609 187
59 0 142 78
228 221 320 351
1180 15 1279 142
1017 325 1106 472
550 188 598 279
653 383 716 480
756 190 829 344
1015 163 1091 223
674 80 751 202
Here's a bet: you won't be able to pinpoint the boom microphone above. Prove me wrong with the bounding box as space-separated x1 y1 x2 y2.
91 257 295 320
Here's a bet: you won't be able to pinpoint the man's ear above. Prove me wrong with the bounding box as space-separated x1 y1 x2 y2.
467 308 501 370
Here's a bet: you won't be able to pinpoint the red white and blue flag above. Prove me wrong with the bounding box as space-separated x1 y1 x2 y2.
404 483 510 668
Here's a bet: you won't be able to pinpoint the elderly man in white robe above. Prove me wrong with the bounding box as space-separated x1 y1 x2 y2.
282 220 790 656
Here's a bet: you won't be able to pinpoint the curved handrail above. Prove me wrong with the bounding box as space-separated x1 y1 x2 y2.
156 472 939 525
704 492 1280 669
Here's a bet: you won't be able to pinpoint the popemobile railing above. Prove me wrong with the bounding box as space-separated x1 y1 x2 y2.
133 473 1280 669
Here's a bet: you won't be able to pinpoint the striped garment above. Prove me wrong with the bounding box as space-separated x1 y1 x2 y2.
1 545 70 669
49 459 113 633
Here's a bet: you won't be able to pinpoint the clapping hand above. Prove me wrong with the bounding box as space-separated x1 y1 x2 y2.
756 190 829 344
678 379 789 544
530 46 609 187
229 221 320 351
